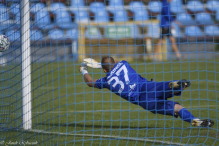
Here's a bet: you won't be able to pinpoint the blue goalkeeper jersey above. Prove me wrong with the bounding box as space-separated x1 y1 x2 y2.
95 60 147 102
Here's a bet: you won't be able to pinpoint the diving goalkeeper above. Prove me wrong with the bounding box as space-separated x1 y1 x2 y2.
79 56 214 127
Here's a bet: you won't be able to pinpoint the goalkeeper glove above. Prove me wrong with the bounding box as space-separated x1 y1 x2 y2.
79 64 88 76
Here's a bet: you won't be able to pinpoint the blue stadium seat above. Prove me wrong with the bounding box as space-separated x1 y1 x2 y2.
206 0 219 12
90 2 109 23
148 1 162 13
50 2 74 29
85 27 102 39
90 2 106 14
114 10 128 22
129 2 148 21
30 29 43 41
176 13 195 25
50 2 66 14
147 24 160 38
0 4 10 29
66 28 78 40
10 4 19 15
205 25 219 36
70 0 85 13
196 12 214 25
35 10 54 30
216 10 219 21
109 0 124 13
30 3 45 13
6 29 20 42
171 22 183 38
170 0 185 13
187 1 205 13
48 29 65 40
185 26 203 37
129 1 145 12
55 11 75 29
74 11 89 23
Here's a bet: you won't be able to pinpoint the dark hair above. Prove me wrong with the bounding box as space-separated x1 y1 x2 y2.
101 56 115 72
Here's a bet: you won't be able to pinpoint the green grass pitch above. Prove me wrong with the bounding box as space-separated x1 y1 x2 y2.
1 59 219 145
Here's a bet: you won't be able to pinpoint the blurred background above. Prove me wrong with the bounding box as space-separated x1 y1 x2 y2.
0 0 219 63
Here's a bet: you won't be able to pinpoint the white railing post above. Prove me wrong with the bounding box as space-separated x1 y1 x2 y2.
21 0 32 130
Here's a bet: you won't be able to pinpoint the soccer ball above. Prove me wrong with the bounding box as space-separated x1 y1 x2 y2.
0 35 10 52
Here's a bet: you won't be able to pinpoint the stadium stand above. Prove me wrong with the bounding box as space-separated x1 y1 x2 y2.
195 12 214 25
30 3 45 13
114 9 128 22
48 29 65 40
206 0 219 12
30 29 43 41
66 28 78 40
6 29 20 42
108 0 124 13
10 3 20 15
185 26 203 37
205 25 219 36
34 9 54 30
74 10 89 23
176 13 195 25
70 0 85 13
187 0 205 13
129 2 149 21
170 0 185 13
148 1 162 13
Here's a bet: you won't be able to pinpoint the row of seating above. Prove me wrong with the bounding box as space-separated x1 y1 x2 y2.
2 2 219 31
4 25 219 42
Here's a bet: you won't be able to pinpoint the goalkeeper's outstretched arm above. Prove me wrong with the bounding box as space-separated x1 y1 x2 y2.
79 65 97 88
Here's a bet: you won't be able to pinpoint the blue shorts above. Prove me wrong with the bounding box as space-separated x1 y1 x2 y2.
138 81 183 117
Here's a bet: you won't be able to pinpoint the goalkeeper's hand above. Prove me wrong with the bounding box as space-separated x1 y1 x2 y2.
83 58 102 69
79 64 88 76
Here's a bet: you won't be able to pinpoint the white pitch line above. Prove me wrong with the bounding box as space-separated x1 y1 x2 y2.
0 105 216 115
26 129 185 146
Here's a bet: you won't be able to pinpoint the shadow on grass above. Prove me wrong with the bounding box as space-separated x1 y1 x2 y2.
38 122 158 129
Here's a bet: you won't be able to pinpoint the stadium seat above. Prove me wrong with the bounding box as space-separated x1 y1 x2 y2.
109 0 124 14
90 2 106 14
148 1 162 13
66 28 78 40
114 10 128 22
216 10 219 21
10 4 19 15
30 29 43 41
204 25 219 36
34 10 54 30
0 4 10 28
50 2 74 29
147 24 160 38
206 0 219 12
74 10 89 23
85 27 102 39
176 13 195 25
187 1 205 13
129 2 148 21
70 0 85 13
170 0 185 13
171 22 183 38
185 26 203 37
30 3 45 13
196 12 214 25
48 29 65 40
90 2 109 23
50 2 66 14
6 29 20 42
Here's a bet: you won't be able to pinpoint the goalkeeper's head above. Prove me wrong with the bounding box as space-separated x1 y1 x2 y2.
101 56 115 73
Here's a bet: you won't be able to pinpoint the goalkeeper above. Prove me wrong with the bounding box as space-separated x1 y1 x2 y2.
79 56 214 127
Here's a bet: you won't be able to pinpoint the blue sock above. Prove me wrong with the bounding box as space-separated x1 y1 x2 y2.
178 108 196 123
